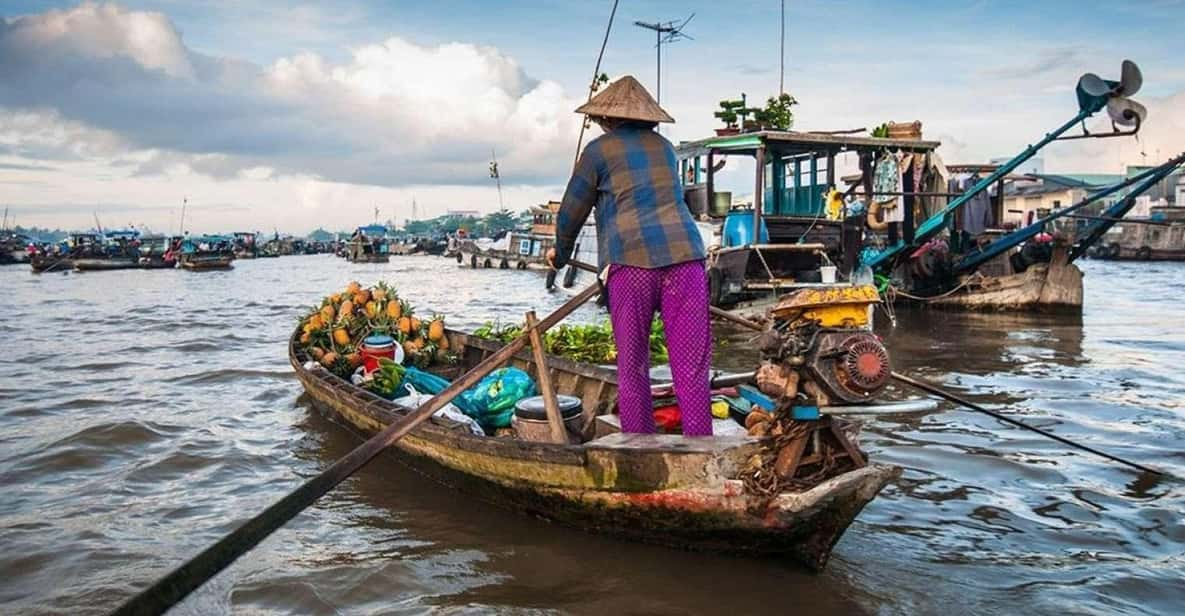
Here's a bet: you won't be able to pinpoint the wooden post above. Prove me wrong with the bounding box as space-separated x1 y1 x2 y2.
707 150 716 215
526 311 568 444
753 146 765 243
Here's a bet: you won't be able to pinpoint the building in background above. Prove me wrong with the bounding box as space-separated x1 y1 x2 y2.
1002 174 1120 225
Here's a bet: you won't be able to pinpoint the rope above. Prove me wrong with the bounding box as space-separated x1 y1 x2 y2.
572 0 620 172
886 272 986 302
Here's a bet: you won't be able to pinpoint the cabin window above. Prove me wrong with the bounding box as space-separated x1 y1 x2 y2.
1036 208 1051 218
1052 200 1061 208
1150 229 1161 242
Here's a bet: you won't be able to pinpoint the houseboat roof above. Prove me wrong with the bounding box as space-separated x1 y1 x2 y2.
355 224 388 235
676 130 941 158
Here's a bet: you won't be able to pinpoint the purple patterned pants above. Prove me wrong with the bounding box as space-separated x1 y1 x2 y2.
606 260 713 436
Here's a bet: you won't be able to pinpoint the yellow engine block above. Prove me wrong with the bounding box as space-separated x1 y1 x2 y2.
768 284 880 329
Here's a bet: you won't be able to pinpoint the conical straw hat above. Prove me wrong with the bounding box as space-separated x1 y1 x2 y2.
575 75 674 123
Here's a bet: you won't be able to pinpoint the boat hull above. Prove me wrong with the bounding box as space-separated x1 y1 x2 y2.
30 256 73 273
73 257 141 271
180 254 234 270
291 330 897 570
345 254 390 263
918 259 1082 313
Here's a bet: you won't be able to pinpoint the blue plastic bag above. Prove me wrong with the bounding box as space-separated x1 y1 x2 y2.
466 367 537 431
396 367 535 431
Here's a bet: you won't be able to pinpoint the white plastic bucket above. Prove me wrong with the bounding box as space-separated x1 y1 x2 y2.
820 265 837 284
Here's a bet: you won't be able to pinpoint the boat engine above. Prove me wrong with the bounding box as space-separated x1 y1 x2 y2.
754 285 890 406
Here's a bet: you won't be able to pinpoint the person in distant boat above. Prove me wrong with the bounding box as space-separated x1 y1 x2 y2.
546 75 711 437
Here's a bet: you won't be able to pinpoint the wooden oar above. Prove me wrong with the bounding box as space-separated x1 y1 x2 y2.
890 371 1167 477
112 281 602 616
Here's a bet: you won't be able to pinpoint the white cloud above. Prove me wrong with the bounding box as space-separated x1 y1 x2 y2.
0 2 583 189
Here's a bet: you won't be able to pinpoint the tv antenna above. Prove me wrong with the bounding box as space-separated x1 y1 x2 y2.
489 149 505 211
634 13 694 105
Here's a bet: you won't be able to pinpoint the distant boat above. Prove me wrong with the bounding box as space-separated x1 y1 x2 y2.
345 225 391 263
179 235 235 270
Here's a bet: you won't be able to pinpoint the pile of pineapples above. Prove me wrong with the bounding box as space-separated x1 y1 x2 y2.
298 281 451 378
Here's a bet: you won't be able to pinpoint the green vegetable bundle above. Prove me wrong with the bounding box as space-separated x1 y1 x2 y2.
474 319 668 364
366 358 407 399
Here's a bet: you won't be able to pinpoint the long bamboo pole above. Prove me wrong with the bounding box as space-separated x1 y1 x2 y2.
113 282 602 616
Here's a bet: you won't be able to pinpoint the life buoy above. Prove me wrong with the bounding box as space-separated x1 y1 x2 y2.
1136 245 1152 260
470 254 478 268
499 258 509 269
866 200 888 231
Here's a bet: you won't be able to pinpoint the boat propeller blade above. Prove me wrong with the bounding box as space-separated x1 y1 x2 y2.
1107 97 1147 127
1077 72 1111 97
1119 59 1143 96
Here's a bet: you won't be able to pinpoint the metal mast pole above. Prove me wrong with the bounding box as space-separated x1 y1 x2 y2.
780 0 785 94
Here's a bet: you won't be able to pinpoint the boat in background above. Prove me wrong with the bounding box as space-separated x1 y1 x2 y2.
179 235 235 270
233 231 258 259
137 235 179 269
345 224 391 263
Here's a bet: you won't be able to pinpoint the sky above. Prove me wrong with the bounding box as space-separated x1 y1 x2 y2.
1 0 1183 234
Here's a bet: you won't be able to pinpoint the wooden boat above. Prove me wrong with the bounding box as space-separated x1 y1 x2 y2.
290 326 899 571
899 242 1082 312
30 255 72 273
179 252 234 270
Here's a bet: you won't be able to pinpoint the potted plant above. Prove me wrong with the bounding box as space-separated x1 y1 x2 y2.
745 93 799 132
714 98 744 136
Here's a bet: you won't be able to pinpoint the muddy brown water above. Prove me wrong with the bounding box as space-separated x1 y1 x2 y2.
0 256 1182 615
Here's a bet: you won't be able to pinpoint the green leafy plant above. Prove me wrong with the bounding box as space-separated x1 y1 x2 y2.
474 319 668 364
755 93 798 131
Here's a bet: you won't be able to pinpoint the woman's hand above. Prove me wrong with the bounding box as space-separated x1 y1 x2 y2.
546 248 557 270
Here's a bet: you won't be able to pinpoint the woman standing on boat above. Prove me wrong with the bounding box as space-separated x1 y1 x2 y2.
547 75 712 437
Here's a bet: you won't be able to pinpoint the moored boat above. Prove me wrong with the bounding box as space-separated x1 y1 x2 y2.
179 234 235 270
346 225 391 263
29 254 73 273
179 252 234 270
290 325 899 570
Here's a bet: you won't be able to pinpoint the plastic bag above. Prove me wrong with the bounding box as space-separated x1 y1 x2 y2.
397 366 536 431
465 367 537 431
394 384 485 436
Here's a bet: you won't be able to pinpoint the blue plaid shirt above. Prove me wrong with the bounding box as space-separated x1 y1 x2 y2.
553 126 705 270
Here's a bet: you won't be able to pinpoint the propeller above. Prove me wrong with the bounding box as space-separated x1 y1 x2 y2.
1073 60 1146 130
1119 59 1142 96
1077 72 1111 98
1107 97 1146 127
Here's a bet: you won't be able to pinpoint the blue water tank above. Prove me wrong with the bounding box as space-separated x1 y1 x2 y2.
723 210 770 247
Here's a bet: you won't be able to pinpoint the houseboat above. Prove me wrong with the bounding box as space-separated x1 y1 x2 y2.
675 130 942 307
1089 204 1185 261
454 203 559 270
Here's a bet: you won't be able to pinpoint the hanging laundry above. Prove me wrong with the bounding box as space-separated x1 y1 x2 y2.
961 175 994 235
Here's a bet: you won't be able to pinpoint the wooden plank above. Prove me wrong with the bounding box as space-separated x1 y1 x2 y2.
526 311 568 444
774 432 809 479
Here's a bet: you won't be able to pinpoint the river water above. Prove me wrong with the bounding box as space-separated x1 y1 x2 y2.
0 255 1182 615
